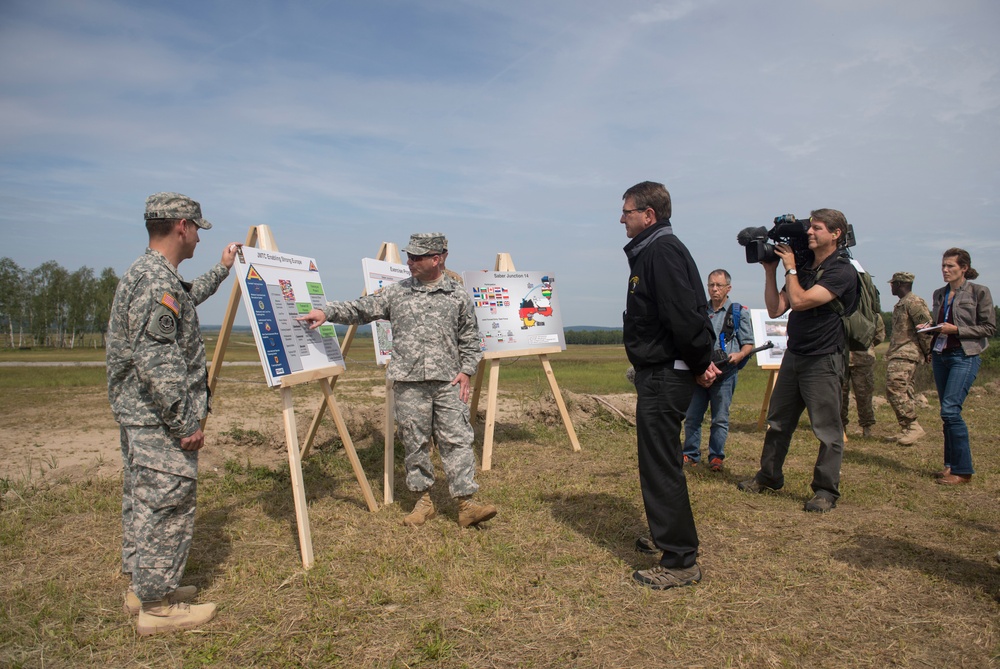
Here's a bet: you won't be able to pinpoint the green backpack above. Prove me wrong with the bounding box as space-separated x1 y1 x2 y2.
817 260 884 352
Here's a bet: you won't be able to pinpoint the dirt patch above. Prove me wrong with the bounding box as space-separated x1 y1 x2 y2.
0 381 632 484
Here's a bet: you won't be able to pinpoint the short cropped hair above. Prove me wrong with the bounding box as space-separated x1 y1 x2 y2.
708 269 732 284
623 181 671 221
145 218 181 238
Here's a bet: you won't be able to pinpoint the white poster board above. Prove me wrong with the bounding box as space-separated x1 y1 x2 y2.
361 257 409 366
234 246 345 387
462 271 565 354
750 308 788 367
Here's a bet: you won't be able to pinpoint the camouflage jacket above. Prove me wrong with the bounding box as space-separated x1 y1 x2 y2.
322 275 482 382
887 292 932 362
107 249 229 437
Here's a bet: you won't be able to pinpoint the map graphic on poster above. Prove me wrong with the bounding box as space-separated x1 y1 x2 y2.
462 270 565 354
361 257 410 366
234 246 345 387
750 308 788 367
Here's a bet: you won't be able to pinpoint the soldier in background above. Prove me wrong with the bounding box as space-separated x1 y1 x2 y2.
107 193 239 635
299 233 496 529
841 312 885 438
885 272 932 445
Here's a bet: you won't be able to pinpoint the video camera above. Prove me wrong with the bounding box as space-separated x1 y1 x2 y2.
737 215 855 268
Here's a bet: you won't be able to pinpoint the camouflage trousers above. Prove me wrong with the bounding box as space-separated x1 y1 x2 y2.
841 360 876 428
120 426 197 603
393 380 478 498
886 358 919 427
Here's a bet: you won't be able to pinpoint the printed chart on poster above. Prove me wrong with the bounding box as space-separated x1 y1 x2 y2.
750 309 788 367
463 270 565 354
234 246 345 387
361 257 410 366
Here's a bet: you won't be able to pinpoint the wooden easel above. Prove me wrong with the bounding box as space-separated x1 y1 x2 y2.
756 367 781 429
204 225 378 570
300 242 401 505
468 253 581 470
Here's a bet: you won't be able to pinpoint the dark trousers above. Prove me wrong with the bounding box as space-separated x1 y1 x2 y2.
634 365 699 569
757 351 845 500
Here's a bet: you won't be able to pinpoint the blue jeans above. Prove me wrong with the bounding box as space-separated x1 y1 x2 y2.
683 368 738 462
932 349 981 476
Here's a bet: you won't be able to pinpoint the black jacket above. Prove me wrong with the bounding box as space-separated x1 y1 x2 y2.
623 221 715 375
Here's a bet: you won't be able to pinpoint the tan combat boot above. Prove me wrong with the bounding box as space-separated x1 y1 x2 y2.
897 421 925 446
136 599 217 636
124 585 198 615
402 492 436 527
457 496 497 528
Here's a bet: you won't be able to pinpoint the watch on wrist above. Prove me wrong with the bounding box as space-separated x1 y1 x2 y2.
785 268 797 277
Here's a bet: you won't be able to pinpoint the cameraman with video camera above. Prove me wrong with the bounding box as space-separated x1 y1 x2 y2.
736 209 858 513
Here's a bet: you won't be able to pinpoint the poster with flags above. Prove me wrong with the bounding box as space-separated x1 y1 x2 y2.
462 270 565 354
234 246 345 387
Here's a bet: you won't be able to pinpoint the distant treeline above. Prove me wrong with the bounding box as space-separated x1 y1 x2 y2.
565 329 623 345
0 257 119 348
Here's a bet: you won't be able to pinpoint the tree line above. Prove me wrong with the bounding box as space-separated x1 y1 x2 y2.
0 257 119 348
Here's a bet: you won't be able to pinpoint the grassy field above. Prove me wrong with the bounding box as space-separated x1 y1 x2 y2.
2 342 999 667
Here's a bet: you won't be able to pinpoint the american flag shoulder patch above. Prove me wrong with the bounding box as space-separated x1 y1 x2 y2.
160 292 180 316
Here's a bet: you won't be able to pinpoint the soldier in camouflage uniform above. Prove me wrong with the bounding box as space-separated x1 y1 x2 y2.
885 272 932 445
299 233 496 528
107 192 239 636
840 314 885 438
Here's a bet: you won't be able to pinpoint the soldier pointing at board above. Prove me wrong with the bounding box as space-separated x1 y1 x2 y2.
298 233 497 528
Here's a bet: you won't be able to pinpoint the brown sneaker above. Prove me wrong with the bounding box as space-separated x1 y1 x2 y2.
124 585 198 615
136 599 217 636
402 492 436 527
897 421 925 446
933 467 951 479
457 496 497 528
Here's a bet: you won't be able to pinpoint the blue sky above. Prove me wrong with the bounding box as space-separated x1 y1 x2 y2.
2 0 998 327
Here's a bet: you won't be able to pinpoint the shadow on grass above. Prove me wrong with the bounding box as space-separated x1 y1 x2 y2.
541 491 651 568
832 534 1000 596
842 448 924 477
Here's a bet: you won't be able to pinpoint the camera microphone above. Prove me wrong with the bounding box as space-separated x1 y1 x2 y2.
736 226 767 246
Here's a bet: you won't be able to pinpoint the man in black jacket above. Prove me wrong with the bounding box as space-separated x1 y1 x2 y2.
622 181 718 590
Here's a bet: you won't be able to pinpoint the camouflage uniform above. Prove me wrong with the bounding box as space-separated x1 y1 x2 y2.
886 291 932 428
322 273 482 497
108 236 229 602
841 347 877 428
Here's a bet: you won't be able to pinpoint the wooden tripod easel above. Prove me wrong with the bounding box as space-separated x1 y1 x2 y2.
204 225 378 570
300 242 402 505
756 367 780 429
468 253 581 470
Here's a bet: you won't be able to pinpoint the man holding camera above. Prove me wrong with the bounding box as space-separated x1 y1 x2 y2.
621 181 718 589
682 269 755 471
737 209 858 513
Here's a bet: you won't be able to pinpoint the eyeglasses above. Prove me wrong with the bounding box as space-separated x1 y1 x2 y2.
707 283 730 289
406 253 440 261
622 207 649 216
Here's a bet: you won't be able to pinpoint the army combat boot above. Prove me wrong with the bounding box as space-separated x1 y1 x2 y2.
897 421 925 446
402 492 436 527
136 599 217 636
124 585 198 615
457 496 497 528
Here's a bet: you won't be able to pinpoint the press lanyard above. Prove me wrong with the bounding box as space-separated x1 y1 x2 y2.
934 285 960 352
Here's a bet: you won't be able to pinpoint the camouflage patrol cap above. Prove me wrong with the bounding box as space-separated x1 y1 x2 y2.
403 233 447 256
889 271 915 284
144 192 213 229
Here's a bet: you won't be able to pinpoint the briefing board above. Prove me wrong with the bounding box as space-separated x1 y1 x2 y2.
234 246 345 387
